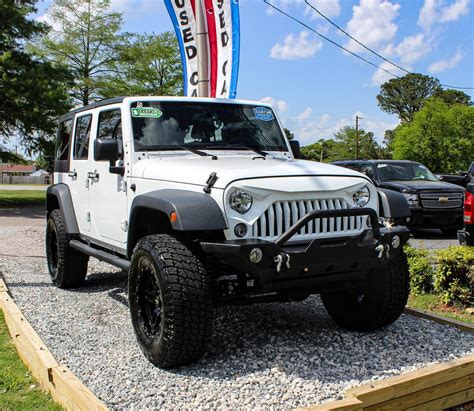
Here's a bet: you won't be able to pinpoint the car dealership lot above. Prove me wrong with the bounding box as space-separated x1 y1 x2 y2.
0 207 471 409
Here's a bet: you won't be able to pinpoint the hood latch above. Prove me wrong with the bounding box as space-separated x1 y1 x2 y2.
203 172 218 194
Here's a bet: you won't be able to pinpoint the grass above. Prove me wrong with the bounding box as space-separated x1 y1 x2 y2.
0 190 46 207
408 293 473 324
0 310 62 410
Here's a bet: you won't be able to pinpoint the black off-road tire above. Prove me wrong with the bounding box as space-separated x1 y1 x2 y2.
46 209 89 288
129 234 213 368
321 250 409 331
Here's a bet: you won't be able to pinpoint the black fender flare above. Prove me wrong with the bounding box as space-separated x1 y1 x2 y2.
128 189 228 252
46 184 80 234
377 188 411 218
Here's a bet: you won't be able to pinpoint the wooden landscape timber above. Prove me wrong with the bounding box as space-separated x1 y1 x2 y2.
300 354 474 410
0 278 107 411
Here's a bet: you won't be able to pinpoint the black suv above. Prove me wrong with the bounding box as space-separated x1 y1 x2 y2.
333 160 465 234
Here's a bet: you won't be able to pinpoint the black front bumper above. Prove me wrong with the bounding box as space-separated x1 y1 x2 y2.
201 208 410 288
409 207 463 229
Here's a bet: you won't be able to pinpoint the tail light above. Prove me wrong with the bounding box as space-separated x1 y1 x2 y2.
464 191 472 224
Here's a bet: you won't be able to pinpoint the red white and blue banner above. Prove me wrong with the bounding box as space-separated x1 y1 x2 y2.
165 0 240 99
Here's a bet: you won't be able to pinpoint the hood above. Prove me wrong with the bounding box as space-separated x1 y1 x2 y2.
379 179 465 192
131 154 368 189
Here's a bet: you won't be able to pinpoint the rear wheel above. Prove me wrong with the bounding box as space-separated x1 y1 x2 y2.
46 209 89 288
321 250 409 331
129 234 213 368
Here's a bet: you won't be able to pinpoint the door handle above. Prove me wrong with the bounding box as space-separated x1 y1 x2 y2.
87 171 99 179
68 170 77 178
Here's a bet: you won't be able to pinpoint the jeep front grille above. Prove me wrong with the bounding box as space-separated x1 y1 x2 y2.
419 192 463 209
252 198 365 239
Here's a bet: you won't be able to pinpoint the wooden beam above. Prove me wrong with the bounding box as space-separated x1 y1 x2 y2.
405 307 474 333
406 388 474 411
0 279 107 411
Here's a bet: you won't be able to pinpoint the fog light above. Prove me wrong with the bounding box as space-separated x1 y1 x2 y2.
234 223 247 238
249 248 263 264
392 235 401 249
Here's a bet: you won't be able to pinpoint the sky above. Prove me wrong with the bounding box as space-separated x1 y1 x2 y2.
30 0 474 149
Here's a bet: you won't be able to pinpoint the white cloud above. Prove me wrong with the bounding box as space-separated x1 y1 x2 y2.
297 107 313 120
371 61 407 85
344 0 401 54
418 0 471 31
394 34 432 64
270 31 323 60
428 47 464 72
304 0 341 19
260 97 289 113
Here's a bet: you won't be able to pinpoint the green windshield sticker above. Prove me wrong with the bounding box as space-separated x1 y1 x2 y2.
131 107 163 118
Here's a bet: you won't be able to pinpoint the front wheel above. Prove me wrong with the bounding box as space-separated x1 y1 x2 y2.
128 234 213 368
321 250 409 331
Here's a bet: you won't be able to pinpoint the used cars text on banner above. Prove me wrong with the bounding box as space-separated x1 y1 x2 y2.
165 0 240 99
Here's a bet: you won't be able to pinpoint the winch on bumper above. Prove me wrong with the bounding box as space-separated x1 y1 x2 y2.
201 208 410 289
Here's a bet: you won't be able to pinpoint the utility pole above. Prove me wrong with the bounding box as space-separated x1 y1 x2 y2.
195 0 210 97
355 115 362 159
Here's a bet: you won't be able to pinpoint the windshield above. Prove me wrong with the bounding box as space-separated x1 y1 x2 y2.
130 101 288 152
376 163 438 182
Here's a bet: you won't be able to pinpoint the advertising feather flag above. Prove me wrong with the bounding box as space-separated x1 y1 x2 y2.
165 0 240 99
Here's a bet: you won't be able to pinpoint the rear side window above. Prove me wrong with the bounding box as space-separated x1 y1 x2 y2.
97 109 122 140
56 119 73 161
73 115 92 159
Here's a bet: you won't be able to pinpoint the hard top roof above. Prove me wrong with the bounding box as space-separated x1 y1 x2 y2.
59 96 273 121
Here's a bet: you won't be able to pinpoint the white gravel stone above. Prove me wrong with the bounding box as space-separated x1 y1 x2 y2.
0 225 472 409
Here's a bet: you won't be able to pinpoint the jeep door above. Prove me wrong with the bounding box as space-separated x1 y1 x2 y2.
68 112 93 232
88 107 128 247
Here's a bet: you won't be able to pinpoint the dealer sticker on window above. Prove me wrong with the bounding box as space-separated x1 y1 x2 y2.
253 107 274 121
131 107 163 118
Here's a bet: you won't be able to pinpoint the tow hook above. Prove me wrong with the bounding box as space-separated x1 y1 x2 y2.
274 253 291 272
375 244 390 259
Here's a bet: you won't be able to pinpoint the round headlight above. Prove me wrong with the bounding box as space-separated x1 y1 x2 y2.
229 190 253 214
353 186 370 207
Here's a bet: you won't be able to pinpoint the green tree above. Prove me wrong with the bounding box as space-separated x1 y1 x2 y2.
377 73 441 123
99 32 183 97
392 98 474 173
432 89 472 106
39 0 122 105
301 139 336 162
0 0 71 154
333 126 381 160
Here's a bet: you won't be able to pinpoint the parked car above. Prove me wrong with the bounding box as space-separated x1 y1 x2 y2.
436 162 474 188
45 96 411 368
333 160 465 234
458 182 473 246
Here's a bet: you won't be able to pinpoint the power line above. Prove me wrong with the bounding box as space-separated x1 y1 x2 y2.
304 0 474 90
264 0 403 80
266 0 474 90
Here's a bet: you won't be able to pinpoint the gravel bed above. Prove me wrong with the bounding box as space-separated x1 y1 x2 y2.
0 224 473 409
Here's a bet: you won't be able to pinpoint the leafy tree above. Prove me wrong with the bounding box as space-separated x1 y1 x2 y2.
432 89 472 106
283 128 294 141
392 98 474 173
38 0 122 105
0 0 71 154
99 32 183 98
301 139 336 162
377 73 441 123
333 126 381 160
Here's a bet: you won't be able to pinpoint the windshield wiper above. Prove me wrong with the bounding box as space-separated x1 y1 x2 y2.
140 145 214 158
217 144 268 157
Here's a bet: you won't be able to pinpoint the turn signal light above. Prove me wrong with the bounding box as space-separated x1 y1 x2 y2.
464 191 472 225
170 211 178 223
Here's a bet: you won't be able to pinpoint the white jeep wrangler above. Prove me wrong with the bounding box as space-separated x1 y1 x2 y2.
46 96 411 368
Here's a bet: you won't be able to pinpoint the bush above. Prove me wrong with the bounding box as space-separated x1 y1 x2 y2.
435 246 474 306
404 245 434 294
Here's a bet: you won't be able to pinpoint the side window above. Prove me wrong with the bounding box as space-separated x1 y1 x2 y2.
341 163 361 172
73 115 92 160
97 109 122 140
360 164 375 179
56 119 73 160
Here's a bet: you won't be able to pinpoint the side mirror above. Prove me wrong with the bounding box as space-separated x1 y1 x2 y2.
94 139 124 176
289 140 301 159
